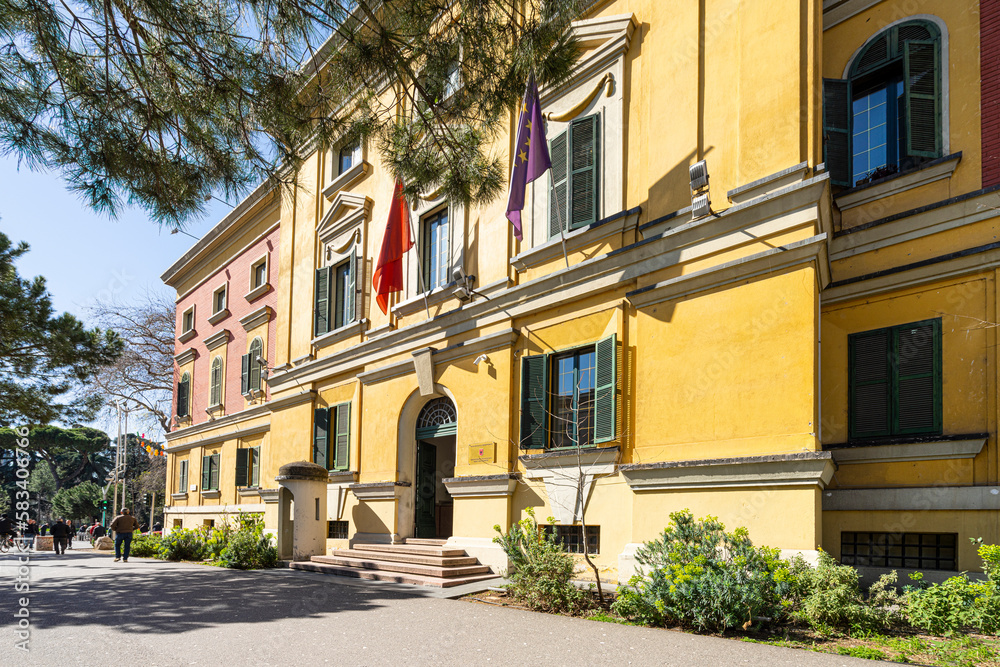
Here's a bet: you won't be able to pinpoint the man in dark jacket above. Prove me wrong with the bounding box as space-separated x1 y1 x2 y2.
50 519 70 554
109 509 140 562
0 514 13 540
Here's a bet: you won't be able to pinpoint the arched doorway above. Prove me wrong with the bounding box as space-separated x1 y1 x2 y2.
414 397 457 538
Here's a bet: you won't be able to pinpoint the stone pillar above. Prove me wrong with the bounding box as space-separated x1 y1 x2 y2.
259 487 293 560
275 461 329 561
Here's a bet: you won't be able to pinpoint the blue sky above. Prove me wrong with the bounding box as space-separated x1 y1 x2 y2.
0 157 235 322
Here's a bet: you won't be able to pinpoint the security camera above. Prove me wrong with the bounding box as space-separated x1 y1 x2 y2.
255 355 267 366
473 354 489 366
452 266 467 283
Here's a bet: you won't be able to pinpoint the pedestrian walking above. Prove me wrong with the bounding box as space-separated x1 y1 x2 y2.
65 520 74 549
91 521 106 545
24 520 38 550
109 509 140 562
50 518 70 555
40 522 49 536
0 514 13 541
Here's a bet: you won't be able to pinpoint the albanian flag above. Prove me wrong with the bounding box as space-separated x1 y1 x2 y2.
372 179 414 314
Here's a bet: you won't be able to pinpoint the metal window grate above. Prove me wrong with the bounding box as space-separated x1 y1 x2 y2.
840 531 956 570
328 521 349 539
543 525 599 555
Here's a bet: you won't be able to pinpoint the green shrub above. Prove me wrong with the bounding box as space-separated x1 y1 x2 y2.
493 507 587 614
217 514 280 570
904 573 991 637
129 533 162 558
835 646 888 661
791 551 901 635
157 528 207 561
610 510 795 632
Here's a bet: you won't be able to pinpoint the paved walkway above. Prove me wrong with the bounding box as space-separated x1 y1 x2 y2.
0 551 884 666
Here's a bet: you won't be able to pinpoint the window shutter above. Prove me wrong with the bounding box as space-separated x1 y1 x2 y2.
235 448 249 487
313 407 330 469
333 402 351 471
177 378 190 417
315 266 332 336
251 446 260 487
179 461 188 492
548 131 568 238
248 340 262 393
569 115 599 229
849 328 892 438
240 354 250 395
210 360 222 406
210 454 220 490
822 78 851 187
894 319 941 434
904 40 941 158
350 250 362 323
520 354 549 448
593 334 618 444
201 455 211 490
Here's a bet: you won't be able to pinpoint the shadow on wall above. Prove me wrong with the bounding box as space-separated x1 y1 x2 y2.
351 500 391 536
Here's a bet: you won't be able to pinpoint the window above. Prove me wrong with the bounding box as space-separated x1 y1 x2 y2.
841 531 956 570
443 60 461 100
520 334 617 449
235 446 261 487
241 337 264 396
177 372 191 418
543 525 600 554
328 520 349 539
314 254 358 336
181 305 195 334
338 143 361 175
313 402 351 471
549 114 600 237
209 357 224 407
823 20 942 187
251 257 268 290
201 453 220 491
422 208 449 290
212 285 227 314
848 318 941 439
177 460 189 494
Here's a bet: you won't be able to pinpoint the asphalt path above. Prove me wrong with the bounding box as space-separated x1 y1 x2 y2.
0 550 886 666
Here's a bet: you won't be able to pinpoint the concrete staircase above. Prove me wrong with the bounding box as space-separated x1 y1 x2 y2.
289 538 498 588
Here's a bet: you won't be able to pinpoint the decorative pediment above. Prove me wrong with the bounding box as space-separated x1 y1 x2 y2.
539 13 637 105
317 191 373 245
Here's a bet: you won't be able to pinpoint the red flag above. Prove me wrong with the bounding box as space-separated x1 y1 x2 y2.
372 179 414 314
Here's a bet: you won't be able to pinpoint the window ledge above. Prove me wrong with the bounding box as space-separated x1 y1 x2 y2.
201 490 221 499
178 329 197 344
174 348 197 366
207 403 224 414
202 330 230 351
244 282 271 303
511 208 638 273
519 445 620 468
826 434 988 464
392 284 458 319
240 305 273 331
322 161 371 200
328 470 359 484
238 487 261 498
312 319 367 350
207 309 229 325
835 152 962 211
170 493 188 501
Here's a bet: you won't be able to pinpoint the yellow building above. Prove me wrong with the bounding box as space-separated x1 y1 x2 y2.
162 0 1000 583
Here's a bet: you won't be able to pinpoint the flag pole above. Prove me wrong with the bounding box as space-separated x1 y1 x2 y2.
403 194 431 319
548 168 571 269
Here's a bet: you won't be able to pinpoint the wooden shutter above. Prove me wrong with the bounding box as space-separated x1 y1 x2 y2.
894 319 941 434
593 334 618 444
904 40 941 158
201 455 211 490
210 454 220 490
210 360 222 406
313 407 330 469
249 340 262 392
240 354 250 395
235 448 249 487
822 78 851 187
520 354 549 448
549 131 568 238
251 446 260 487
333 402 351 471
569 115 599 229
351 249 363 323
315 266 332 336
179 460 188 492
177 377 190 417
849 328 892 438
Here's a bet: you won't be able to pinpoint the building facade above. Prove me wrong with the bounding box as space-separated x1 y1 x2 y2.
163 0 1000 581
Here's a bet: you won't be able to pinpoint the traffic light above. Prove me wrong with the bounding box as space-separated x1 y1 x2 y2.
100 499 108 512
144 493 152 505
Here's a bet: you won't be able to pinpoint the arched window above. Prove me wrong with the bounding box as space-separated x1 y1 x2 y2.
242 337 264 395
824 19 942 187
209 357 224 406
415 397 457 439
177 372 191 418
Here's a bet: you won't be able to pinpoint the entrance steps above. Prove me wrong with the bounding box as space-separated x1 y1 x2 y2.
289 539 498 588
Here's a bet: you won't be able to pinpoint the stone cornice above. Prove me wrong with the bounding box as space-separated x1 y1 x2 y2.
164 389 314 443
621 451 836 491
202 330 230 351
174 348 197 366
165 424 270 453
240 305 273 332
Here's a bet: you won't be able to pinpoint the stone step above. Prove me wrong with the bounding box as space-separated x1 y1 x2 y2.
403 538 448 546
353 543 466 557
311 555 491 578
289 560 499 588
332 548 478 567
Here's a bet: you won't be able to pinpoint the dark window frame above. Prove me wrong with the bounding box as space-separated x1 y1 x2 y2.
543 525 600 555
841 531 957 570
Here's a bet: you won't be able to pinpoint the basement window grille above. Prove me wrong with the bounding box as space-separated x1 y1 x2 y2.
543 525 600 555
840 531 957 571
328 521 349 539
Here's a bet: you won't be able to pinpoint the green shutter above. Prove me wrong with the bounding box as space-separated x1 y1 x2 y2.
822 78 851 187
210 360 222 406
210 454 220 490
235 448 249 487
313 407 330 469
240 354 250 395
177 377 190 417
904 40 941 158
350 250 361 323
849 328 892 438
179 461 188 493
333 402 351 471
549 131 568 238
251 446 260 487
201 455 211 490
520 354 549 448
569 115 599 229
893 319 941 435
315 266 332 336
593 334 618 444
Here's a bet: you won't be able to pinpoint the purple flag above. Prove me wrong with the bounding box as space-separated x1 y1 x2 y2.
506 76 551 241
